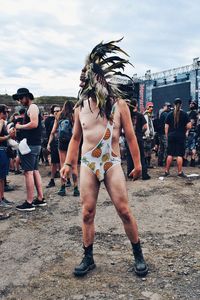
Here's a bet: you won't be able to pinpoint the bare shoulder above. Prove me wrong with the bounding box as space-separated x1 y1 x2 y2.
29 103 39 113
116 99 130 119
116 99 129 112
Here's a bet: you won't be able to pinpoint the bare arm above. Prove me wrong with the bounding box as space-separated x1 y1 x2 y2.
16 104 39 130
142 123 147 132
165 124 169 138
118 100 141 178
47 118 58 148
186 121 192 130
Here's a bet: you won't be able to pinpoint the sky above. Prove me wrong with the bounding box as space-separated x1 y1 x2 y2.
0 0 199 97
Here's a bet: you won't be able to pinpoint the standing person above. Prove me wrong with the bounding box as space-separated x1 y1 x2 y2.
184 100 198 167
126 99 150 180
14 107 26 174
158 102 172 166
45 105 60 188
0 104 15 209
143 102 155 168
164 98 191 177
13 88 46 211
47 101 80 197
60 39 148 277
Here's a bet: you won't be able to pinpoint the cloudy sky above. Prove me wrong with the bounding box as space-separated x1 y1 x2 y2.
0 0 199 97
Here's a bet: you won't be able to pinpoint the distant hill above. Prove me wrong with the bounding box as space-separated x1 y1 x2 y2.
0 94 77 106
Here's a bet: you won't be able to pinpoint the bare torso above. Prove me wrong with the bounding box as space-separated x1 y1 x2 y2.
79 98 122 156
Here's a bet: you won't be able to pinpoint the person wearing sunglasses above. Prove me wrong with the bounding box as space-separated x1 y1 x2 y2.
0 105 15 212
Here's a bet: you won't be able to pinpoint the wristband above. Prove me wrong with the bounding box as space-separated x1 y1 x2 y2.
64 163 72 168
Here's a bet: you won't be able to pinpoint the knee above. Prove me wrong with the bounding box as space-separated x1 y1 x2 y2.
82 208 95 224
118 206 132 224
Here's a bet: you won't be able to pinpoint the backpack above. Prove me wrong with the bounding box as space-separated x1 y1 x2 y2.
58 119 72 142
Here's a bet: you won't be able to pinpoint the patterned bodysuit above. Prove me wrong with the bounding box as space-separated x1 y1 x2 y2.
81 106 121 182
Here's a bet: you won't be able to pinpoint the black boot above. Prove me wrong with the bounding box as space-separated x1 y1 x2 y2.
74 244 96 277
132 240 148 277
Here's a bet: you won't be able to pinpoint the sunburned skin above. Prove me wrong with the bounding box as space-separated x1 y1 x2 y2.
79 98 121 157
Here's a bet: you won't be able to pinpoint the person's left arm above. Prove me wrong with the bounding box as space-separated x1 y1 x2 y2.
118 100 141 179
15 104 39 130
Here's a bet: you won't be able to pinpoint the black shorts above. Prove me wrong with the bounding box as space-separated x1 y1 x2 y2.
58 139 70 152
50 140 60 164
167 135 185 157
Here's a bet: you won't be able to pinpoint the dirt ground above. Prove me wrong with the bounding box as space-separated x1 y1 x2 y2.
0 160 200 300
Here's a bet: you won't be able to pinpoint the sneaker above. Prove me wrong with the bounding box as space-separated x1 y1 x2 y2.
58 185 66 196
46 179 55 188
4 185 14 192
142 174 151 180
73 187 80 197
66 179 71 188
33 198 47 207
178 172 187 178
2 198 14 205
0 200 12 209
163 171 170 177
15 170 22 175
16 201 35 212
0 213 10 220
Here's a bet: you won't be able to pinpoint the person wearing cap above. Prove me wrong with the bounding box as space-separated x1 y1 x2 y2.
143 101 155 168
12 88 46 211
164 98 191 177
158 102 172 166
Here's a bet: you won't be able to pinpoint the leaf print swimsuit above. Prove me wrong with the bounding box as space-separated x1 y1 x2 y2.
81 106 121 182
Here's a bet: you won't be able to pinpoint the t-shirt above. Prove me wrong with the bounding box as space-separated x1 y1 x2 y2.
45 116 55 139
131 111 147 141
159 111 170 135
165 110 190 139
14 117 24 142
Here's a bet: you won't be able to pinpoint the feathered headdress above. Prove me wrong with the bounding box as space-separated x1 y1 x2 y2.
75 37 134 118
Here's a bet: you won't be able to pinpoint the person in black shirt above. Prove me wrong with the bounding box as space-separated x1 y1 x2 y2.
164 98 191 177
0 105 15 211
158 102 172 166
45 105 60 188
13 88 46 211
184 101 198 167
126 99 150 180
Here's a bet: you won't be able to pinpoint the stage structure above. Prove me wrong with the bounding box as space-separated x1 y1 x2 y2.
133 58 200 113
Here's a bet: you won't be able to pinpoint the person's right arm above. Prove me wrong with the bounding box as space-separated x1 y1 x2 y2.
60 108 82 180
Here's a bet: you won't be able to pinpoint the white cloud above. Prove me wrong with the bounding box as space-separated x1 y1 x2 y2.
0 0 199 96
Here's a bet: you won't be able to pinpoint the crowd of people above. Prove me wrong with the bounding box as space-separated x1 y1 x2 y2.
0 39 198 278
125 98 199 179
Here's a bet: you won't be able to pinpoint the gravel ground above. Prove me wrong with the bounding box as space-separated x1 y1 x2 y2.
0 161 200 300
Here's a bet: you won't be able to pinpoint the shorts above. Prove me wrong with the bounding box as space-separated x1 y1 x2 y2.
58 139 70 152
167 135 185 157
186 133 196 151
0 148 9 179
50 142 60 164
20 145 41 171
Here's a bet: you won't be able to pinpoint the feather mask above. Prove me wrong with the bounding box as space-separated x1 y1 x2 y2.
76 37 134 118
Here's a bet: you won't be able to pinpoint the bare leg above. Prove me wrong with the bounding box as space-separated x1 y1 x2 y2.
177 156 183 173
104 164 139 244
24 171 34 204
80 166 100 246
15 156 21 171
165 155 173 173
0 179 4 199
33 170 43 200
